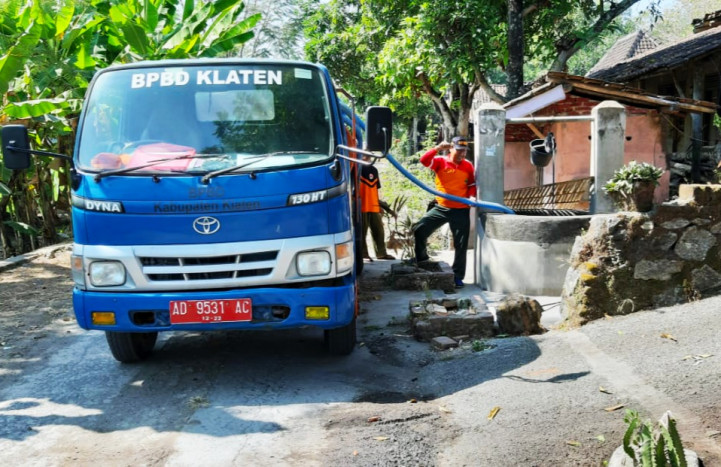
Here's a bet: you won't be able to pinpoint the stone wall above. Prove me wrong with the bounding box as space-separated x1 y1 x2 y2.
561 184 721 325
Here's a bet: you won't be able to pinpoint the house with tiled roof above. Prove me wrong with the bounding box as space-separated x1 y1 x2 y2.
586 9 721 186
586 30 659 78
469 10 721 201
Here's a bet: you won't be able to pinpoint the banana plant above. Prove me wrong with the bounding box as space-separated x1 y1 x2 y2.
0 0 260 258
104 0 261 62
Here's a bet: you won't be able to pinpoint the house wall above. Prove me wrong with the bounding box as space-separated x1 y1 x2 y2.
504 142 537 190
503 96 670 203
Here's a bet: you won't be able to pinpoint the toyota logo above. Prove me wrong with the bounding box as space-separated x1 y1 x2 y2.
193 216 220 235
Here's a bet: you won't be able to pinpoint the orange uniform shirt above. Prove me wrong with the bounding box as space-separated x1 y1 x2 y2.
360 164 381 213
420 148 477 209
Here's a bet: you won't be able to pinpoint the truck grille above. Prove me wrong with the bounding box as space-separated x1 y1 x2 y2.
139 251 278 282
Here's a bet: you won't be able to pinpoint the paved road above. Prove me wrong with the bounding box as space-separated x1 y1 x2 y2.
1 252 720 465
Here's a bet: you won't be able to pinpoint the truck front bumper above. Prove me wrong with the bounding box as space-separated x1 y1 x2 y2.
73 283 355 332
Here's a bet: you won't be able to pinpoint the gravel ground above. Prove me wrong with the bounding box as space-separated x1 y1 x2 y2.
1 250 721 465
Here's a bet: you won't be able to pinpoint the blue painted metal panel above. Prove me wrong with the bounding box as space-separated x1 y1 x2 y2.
73 282 355 331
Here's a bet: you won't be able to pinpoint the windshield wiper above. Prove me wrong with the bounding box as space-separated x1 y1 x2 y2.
200 151 318 184
93 153 230 181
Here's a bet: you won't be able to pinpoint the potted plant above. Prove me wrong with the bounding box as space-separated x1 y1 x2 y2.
603 161 664 212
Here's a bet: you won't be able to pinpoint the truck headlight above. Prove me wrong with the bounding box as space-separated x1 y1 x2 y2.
297 251 331 276
89 261 126 286
335 241 353 274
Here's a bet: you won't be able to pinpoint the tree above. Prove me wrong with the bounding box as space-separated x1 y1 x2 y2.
0 0 260 258
643 0 719 44
237 0 305 59
303 0 657 139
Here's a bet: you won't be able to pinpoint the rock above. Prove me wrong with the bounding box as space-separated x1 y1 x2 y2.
691 265 721 292
496 294 545 336
425 303 448 315
661 218 691 230
431 336 458 350
674 227 716 261
710 221 721 234
653 286 685 308
652 231 678 251
692 218 711 226
634 259 684 281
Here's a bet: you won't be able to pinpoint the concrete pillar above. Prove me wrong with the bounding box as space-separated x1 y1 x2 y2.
474 103 506 287
591 101 626 214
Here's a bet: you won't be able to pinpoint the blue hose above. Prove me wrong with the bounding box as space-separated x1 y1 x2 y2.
339 102 366 131
339 101 513 214
385 154 515 214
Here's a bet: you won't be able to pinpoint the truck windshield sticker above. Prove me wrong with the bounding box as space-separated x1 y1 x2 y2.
294 68 312 80
131 69 283 89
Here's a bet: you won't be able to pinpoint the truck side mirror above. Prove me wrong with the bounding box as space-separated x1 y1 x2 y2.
2 125 31 170
364 106 392 154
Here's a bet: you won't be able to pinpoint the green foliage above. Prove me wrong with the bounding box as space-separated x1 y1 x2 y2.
566 16 635 76
643 0 718 44
471 340 491 352
0 0 259 258
603 161 665 196
302 0 646 141
621 409 688 467
3 220 40 236
237 0 305 59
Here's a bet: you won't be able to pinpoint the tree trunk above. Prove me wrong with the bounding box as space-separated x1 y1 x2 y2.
507 0 524 100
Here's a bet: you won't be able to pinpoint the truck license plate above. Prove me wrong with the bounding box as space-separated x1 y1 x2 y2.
169 298 252 324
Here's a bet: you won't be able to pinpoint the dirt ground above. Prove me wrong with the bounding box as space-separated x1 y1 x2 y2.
0 247 460 465
0 244 75 365
2 248 720 465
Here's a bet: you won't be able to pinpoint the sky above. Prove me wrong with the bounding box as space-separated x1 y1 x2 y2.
629 0 677 16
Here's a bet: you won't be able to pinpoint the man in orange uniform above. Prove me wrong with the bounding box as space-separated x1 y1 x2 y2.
413 136 476 288
360 156 395 260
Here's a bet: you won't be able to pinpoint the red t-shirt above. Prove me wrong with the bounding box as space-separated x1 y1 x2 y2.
420 149 476 209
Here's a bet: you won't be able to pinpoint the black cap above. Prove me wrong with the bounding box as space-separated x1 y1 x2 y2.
452 136 469 150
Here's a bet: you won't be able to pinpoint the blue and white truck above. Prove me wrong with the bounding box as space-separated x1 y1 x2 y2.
2 59 392 362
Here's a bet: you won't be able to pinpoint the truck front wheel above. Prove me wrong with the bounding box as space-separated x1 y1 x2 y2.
324 318 356 355
105 331 158 363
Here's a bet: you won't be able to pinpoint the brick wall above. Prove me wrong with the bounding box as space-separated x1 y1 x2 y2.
505 96 650 142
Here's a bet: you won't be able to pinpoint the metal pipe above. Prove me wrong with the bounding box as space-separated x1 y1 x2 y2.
506 115 594 124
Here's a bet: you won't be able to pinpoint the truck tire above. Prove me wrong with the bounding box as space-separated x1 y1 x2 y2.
105 331 158 363
324 317 356 355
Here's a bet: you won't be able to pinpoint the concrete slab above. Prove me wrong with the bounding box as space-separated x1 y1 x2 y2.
361 249 564 332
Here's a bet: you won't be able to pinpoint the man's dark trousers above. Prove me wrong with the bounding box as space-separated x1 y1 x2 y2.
362 212 389 257
413 205 470 280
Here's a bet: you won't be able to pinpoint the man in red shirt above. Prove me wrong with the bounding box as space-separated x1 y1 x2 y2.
413 136 476 288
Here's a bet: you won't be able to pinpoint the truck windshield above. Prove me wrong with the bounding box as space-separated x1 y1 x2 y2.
76 64 334 174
